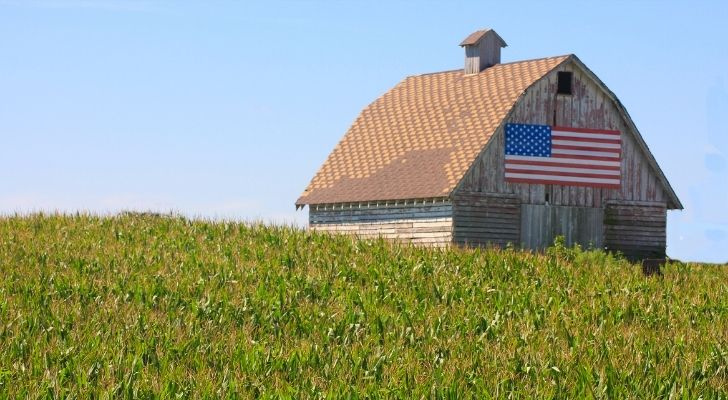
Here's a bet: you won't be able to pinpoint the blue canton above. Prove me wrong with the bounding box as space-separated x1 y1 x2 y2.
505 123 551 157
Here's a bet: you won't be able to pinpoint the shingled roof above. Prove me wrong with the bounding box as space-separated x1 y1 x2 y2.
296 55 571 206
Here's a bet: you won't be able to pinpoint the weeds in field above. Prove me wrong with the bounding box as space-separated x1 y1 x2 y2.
0 214 726 398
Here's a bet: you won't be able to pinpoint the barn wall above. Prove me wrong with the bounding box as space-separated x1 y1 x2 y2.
457 60 668 207
520 205 604 250
452 192 520 247
604 201 667 260
309 202 453 247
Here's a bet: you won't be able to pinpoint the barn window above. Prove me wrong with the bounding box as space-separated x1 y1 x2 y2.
557 71 573 95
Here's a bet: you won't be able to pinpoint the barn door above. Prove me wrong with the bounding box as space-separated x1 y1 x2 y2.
520 205 604 250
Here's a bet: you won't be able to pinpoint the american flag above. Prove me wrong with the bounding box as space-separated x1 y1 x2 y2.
504 123 621 189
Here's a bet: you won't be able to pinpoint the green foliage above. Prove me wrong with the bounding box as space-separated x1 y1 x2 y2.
0 213 726 398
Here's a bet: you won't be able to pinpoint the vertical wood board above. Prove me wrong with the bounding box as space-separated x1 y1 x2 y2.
520 205 604 250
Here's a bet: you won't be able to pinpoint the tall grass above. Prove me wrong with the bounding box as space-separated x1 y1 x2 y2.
0 213 726 398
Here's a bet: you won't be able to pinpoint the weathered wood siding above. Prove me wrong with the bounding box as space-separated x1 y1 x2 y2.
464 33 502 73
520 205 604 250
604 202 666 260
452 192 520 247
309 203 453 247
458 60 668 207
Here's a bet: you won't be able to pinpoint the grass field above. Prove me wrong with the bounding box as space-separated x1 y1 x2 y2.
0 214 726 398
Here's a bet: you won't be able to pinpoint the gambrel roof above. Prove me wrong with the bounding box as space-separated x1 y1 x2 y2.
297 54 682 209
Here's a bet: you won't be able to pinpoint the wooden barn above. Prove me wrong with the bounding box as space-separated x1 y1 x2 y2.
296 29 682 260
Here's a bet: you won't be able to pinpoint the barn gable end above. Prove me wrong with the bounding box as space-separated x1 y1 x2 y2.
455 56 680 209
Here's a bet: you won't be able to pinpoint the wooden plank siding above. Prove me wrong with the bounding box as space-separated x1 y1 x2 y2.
464 32 503 74
456 60 668 207
452 192 520 248
604 202 667 260
309 203 453 247
520 205 604 250
452 59 672 257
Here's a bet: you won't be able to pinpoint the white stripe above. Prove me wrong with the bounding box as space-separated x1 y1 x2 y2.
552 148 620 158
505 172 620 185
552 139 621 149
505 164 620 176
551 130 621 140
505 154 621 167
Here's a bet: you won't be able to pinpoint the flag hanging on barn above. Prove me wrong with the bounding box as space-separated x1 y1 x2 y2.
504 123 621 188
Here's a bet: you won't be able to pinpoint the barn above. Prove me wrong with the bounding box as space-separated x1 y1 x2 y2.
296 29 682 260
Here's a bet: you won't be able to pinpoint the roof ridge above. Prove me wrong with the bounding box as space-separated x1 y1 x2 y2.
407 54 573 79
497 53 573 66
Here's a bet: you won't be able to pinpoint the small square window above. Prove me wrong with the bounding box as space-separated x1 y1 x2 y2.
557 71 573 95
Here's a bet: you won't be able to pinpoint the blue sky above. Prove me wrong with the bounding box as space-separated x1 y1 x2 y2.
1 1 726 263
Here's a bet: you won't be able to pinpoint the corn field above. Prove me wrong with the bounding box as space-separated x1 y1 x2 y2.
0 214 726 398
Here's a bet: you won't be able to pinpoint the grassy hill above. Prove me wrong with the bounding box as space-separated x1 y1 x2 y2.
0 214 726 398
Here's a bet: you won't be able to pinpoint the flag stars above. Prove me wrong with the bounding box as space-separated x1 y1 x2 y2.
505 123 552 157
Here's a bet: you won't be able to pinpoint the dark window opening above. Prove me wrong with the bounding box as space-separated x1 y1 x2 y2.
557 71 573 95
545 192 550 204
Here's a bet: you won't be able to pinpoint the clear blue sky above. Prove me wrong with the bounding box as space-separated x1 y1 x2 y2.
1 1 727 263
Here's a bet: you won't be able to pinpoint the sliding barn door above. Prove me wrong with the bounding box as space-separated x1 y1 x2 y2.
520 205 604 250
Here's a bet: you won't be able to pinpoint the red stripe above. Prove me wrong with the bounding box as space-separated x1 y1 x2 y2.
552 144 621 153
552 153 622 162
550 135 621 144
552 126 620 135
506 177 621 189
505 159 621 170
506 169 620 180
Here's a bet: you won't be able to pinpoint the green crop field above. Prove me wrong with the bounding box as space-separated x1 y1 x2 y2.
0 214 726 398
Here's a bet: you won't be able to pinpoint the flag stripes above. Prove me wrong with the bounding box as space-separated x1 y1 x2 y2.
504 124 621 188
